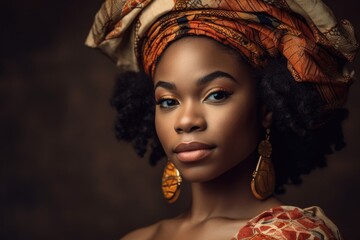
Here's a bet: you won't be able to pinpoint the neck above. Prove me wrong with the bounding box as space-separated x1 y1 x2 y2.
186 153 281 222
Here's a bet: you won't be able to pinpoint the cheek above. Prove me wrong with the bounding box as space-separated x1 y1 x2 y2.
155 111 173 155
209 98 260 155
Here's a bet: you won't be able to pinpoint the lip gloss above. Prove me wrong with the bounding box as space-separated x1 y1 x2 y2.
174 141 215 163
176 149 213 162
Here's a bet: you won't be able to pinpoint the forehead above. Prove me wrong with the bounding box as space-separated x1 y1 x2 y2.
153 37 251 83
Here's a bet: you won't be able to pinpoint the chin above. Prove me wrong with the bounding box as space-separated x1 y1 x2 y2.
178 165 227 183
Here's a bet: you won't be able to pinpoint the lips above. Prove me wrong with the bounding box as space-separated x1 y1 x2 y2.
174 142 215 162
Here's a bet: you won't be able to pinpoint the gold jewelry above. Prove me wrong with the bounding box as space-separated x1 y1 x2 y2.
162 161 182 203
251 128 275 200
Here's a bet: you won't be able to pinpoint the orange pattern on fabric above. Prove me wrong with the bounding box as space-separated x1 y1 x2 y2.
140 0 353 109
86 0 358 110
233 206 342 240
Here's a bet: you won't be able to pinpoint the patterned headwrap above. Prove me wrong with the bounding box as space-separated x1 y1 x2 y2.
86 0 358 110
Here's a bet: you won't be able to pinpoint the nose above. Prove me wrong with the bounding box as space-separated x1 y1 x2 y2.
174 101 207 134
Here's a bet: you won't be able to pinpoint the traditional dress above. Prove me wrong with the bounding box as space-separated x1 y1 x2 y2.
86 1 357 239
234 206 342 240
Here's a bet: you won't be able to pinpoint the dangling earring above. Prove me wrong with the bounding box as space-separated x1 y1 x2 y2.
162 161 182 203
251 128 275 200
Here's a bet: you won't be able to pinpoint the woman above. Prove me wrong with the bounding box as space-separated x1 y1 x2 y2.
86 0 358 239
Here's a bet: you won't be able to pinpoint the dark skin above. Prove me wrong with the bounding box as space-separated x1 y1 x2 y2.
122 37 282 240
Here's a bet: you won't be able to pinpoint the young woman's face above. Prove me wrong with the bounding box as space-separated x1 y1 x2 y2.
153 37 264 182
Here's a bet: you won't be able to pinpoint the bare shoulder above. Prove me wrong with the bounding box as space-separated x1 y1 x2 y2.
120 217 182 240
120 222 160 240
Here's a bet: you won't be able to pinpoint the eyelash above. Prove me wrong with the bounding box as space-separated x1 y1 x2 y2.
156 97 179 109
204 89 233 103
156 89 233 109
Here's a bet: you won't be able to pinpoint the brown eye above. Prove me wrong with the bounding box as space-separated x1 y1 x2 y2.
156 98 179 109
204 90 232 103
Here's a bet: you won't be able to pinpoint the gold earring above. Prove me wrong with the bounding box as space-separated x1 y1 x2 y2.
162 161 182 203
251 128 275 200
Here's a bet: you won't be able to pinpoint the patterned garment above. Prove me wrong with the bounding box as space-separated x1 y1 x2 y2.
233 206 342 240
86 0 358 110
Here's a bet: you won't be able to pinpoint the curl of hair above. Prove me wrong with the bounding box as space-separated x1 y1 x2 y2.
258 58 348 193
110 58 348 192
110 71 164 165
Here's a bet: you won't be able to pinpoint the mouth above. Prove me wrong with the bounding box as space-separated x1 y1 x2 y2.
173 141 215 162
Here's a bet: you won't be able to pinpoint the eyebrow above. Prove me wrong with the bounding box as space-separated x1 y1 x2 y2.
197 71 236 86
154 71 236 90
154 81 176 91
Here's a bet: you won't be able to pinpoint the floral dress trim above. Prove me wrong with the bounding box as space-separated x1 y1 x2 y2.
233 206 342 240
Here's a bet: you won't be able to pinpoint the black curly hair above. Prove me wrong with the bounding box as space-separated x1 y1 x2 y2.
110 43 348 194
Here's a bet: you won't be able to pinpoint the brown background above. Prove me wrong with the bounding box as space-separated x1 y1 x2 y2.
1 0 359 239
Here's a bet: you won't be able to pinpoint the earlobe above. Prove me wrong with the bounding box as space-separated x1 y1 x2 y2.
261 106 273 128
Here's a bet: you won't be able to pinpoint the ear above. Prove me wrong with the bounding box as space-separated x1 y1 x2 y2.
261 105 273 128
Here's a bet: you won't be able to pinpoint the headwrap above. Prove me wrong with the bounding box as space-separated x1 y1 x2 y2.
85 0 358 110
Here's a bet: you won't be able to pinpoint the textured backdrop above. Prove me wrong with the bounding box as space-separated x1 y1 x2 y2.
1 0 360 239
